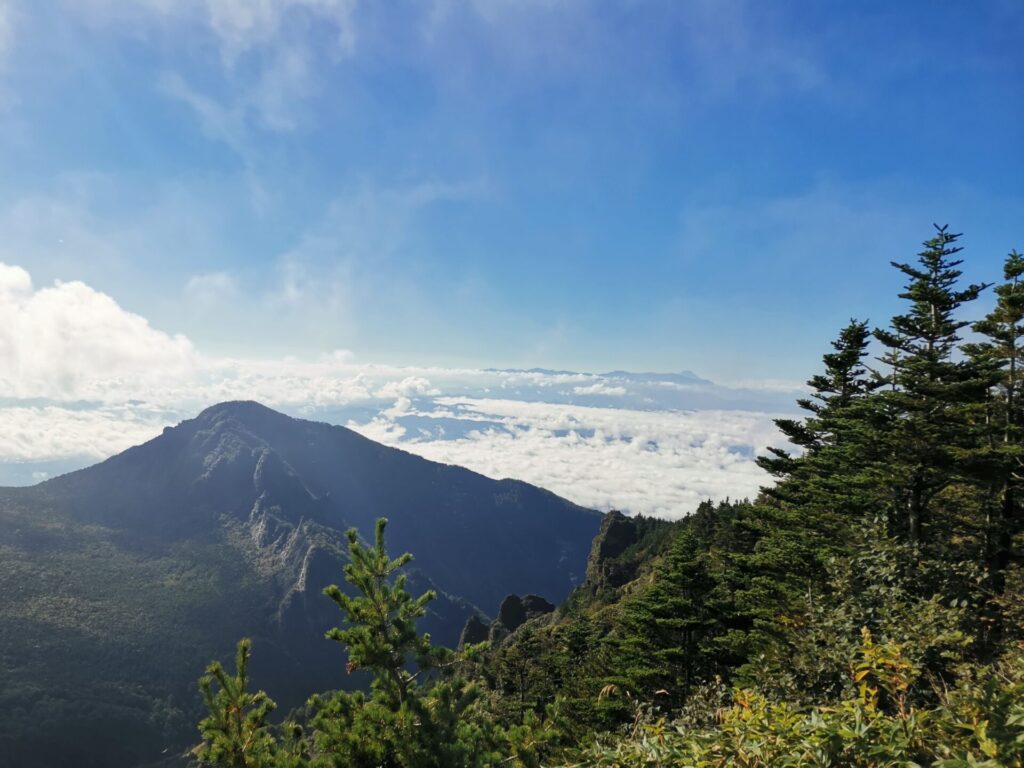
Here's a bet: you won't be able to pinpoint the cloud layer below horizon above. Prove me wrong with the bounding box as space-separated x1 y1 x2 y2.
0 263 798 517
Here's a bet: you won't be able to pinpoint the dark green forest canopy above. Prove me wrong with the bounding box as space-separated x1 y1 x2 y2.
190 226 1024 768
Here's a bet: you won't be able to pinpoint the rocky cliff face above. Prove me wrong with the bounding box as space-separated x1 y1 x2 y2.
456 513 676 654
581 509 675 599
584 510 638 590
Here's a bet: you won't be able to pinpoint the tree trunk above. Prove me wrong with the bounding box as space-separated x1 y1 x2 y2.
908 480 923 546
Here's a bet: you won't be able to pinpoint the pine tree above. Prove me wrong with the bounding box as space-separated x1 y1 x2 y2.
322 517 447 708
194 639 278 768
873 225 990 546
193 518 570 768
314 517 498 767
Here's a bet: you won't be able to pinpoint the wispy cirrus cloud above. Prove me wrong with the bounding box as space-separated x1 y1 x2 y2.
184 271 237 307
67 0 359 61
0 1 13 66
202 0 359 62
58 0 358 188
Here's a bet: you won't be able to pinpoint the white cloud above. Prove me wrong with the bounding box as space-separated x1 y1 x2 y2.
248 44 310 131
160 42 316 148
72 0 358 61
0 263 195 400
573 382 626 396
0 405 171 461
374 376 439 399
348 398 780 518
61 0 358 175
205 0 358 62
351 414 407 444
159 72 248 150
0 263 793 516
191 0 358 134
0 261 30 293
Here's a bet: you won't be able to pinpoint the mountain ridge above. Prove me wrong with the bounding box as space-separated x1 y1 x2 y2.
0 400 602 767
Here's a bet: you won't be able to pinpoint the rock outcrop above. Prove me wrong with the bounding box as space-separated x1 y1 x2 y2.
458 614 489 646
582 509 675 598
584 509 638 591
458 593 556 647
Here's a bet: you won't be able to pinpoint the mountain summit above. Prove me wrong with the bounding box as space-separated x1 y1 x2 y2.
0 401 601 767
44 400 599 608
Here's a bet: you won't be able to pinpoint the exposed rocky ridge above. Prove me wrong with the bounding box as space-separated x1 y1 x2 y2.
458 614 490 647
458 593 557 647
582 509 674 599
457 513 675 654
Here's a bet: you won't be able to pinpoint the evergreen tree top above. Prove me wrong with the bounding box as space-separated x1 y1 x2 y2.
875 225 990 363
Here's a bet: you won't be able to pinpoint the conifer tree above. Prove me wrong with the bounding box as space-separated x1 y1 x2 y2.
742 321 882 656
758 318 880 517
322 517 448 707
490 626 554 725
193 518 569 768
873 225 990 546
613 528 718 705
313 517 499 767
966 250 1024 597
194 639 278 768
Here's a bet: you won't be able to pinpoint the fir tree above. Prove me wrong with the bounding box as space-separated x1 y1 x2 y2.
965 250 1024 598
739 322 882 661
758 318 880 518
613 528 718 705
873 225 990 546
489 625 557 726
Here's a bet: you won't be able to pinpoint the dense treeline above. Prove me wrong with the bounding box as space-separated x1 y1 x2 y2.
192 227 1024 766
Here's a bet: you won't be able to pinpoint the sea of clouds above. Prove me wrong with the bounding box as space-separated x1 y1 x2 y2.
0 263 800 518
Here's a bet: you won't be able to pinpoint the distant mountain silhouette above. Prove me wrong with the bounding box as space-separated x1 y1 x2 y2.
0 401 601 768
484 366 710 385
600 369 712 385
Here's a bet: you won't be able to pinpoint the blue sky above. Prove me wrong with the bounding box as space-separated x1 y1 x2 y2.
1 1 1021 380
0 1 1022 511
0 1 1019 379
